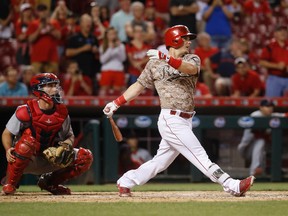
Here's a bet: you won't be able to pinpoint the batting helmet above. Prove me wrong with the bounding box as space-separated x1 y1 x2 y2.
30 73 63 104
164 25 197 49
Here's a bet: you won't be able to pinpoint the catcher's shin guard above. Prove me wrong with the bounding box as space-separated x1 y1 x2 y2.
2 133 39 195
38 148 93 187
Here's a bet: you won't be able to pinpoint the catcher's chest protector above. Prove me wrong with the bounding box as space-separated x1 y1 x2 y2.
27 100 68 149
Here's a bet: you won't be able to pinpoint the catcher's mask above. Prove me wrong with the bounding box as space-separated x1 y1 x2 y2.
30 73 64 105
164 25 197 49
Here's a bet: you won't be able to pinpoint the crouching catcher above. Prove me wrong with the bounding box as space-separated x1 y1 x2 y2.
1 73 93 195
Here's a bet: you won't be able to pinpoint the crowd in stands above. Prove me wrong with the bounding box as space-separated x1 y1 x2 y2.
0 0 287 97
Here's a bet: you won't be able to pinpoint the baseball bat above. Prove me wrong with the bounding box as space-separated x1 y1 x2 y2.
108 117 123 142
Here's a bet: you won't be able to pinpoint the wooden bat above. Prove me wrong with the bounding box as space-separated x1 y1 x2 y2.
108 117 123 142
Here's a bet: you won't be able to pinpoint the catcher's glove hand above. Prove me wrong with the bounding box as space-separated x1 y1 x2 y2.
43 142 75 168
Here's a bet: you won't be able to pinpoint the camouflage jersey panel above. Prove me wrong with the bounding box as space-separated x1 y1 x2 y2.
137 54 200 112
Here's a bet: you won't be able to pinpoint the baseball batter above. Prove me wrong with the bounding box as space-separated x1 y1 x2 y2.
1 73 93 195
103 25 255 197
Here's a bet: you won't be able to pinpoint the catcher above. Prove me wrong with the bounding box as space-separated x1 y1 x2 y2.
1 73 93 195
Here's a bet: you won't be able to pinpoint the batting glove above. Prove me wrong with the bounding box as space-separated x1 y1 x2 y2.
146 49 168 61
103 101 119 118
146 49 182 69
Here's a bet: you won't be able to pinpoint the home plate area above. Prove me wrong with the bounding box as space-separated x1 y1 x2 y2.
1 191 288 202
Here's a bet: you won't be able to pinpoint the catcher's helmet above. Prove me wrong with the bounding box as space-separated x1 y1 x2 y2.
164 25 197 49
30 73 63 104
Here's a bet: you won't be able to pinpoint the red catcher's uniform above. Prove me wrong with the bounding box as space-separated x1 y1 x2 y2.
17 99 68 151
3 99 93 195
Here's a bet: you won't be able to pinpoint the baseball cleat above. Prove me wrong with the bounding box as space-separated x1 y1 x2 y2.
1 184 16 195
117 184 132 197
37 174 71 195
237 176 255 197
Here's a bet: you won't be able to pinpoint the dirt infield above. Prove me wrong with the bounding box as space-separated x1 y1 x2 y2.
1 191 288 202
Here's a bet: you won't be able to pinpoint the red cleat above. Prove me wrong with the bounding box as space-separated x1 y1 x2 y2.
237 176 255 197
1 184 16 195
117 184 132 197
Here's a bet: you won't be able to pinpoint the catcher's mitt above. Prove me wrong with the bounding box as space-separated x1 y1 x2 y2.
43 142 75 168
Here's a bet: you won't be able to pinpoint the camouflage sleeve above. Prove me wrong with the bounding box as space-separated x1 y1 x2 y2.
183 54 201 74
137 60 156 90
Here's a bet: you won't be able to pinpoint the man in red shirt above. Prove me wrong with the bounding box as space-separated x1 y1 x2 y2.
194 32 219 71
243 0 272 17
259 25 288 96
27 4 61 74
126 24 151 86
62 60 93 96
231 57 263 97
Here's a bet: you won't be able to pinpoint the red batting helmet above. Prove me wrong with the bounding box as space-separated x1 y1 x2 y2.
30 73 63 104
164 25 197 49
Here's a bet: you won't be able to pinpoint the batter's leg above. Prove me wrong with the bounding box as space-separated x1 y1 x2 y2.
159 114 242 196
117 139 179 188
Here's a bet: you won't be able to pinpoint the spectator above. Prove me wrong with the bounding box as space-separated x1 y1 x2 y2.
237 99 288 176
203 0 235 50
10 0 36 25
90 2 106 43
0 73 5 84
243 0 272 19
27 4 61 74
237 37 259 69
169 0 199 35
94 0 119 15
144 1 167 47
259 25 288 97
204 39 245 95
60 12 79 49
51 0 69 27
0 67 28 97
65 14 100 79
99 5 111 28
67 0 93 16
15 3 34 68
195 81 213 97
231 57 264 97
146 0 170 23
126 134 152 165
98 27 126 96
196 0 209 32
50 0 70 58
126 24 151 86
125 1 156 43
273 0 288 22
62 60 93 96
110 0 133 43
19 65 36 96
0 5 17 73
194 32 219 72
